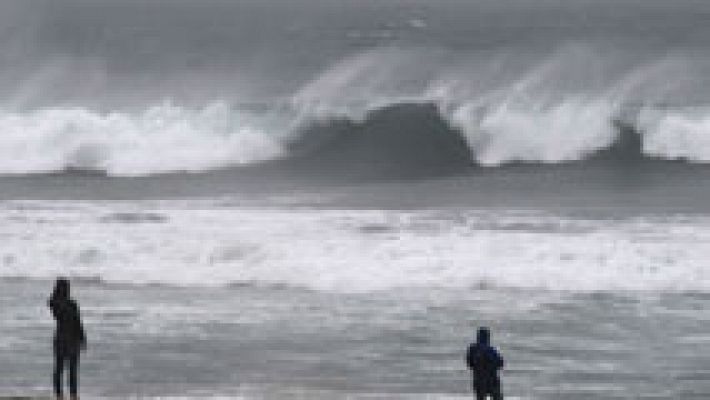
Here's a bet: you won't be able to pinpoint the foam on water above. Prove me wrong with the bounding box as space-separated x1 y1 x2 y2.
0 201 707 292
639 106 710 161
0 102 285 176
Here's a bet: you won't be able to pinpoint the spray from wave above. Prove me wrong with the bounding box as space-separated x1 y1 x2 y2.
2 44 710 176
291 44 710 168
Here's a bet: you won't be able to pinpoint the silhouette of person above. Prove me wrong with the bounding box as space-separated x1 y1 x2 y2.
48 278 86 399
466 327 504 400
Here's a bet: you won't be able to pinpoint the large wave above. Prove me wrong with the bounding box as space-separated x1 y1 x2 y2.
2 45 710 176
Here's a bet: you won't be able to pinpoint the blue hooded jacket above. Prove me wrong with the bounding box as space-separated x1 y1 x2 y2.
466 328 504 387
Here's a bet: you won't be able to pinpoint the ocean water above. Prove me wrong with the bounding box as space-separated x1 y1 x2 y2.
0 200 708 398
1 0 710 398
1 280 708 399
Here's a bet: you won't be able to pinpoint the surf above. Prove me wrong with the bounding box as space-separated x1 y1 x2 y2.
1 44 710 177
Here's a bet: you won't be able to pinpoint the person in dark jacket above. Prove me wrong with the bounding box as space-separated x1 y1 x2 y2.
465 327 504 400
48 278 86 399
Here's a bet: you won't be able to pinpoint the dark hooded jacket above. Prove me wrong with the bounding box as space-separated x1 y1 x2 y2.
466 328 504 388
49 296 86 352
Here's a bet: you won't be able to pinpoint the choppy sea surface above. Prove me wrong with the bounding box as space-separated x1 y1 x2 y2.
2 280 708 399
0 198 708 398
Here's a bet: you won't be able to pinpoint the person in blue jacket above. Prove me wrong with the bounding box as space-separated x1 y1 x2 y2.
466 327 504 400
48 278 86 399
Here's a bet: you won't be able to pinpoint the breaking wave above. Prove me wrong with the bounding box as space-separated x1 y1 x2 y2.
3 45 710 176
0 102 286 176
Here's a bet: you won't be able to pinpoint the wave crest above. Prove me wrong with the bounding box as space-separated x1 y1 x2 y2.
4 44 710 176
0 102 285 176
639 107 710 162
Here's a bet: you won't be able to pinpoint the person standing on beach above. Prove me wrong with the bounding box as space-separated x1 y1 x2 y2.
465 327 504 400
49 278 86 399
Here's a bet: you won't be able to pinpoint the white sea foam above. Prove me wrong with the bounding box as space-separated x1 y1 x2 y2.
1 201 707 292
0 102 286 176
639 106 710 161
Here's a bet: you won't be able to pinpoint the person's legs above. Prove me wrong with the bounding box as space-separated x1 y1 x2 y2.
53 346 65 398
474 385 486 400
490 382 503 400
475 383 504 400
68 351 79 398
